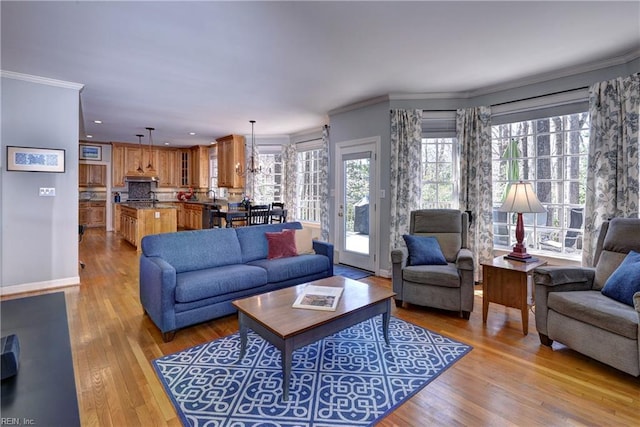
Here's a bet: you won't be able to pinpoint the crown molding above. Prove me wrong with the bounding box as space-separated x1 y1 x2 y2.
467 48 640 98
328 94 390 116
330 48 640 111
1 70 84 91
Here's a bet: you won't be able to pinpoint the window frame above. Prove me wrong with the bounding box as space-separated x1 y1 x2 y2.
296 140 323 223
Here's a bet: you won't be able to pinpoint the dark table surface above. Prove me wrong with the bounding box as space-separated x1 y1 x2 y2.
1 292 80 426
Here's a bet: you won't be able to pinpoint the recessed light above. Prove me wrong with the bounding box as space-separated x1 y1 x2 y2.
93 120 102 124
189 132 196 136
86 135 93 138
164 142 170 145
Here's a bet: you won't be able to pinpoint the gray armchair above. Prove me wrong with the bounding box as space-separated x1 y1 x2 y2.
391 209 475 319
534 217 640 376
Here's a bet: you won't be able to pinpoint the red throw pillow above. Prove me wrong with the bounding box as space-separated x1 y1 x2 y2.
265 229 298 259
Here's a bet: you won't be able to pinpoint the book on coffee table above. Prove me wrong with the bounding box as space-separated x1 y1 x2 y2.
292 285 344 311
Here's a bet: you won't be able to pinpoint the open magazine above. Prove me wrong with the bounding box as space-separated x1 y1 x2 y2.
292 285 344 311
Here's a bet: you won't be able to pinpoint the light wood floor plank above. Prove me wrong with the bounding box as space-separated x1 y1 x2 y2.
2 228 638 426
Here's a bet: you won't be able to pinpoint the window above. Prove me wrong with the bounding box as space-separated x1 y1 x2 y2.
253 151 283 203
208 145 226 199
421 137 459 209
491 112 589 257
297 147 322 222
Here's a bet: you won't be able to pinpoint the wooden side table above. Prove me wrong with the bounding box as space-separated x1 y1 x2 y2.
482 256 547 335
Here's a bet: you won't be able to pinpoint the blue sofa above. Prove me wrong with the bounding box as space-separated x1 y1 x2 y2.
139 222 334 341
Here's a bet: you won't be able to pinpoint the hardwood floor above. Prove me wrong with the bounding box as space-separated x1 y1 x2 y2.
3 228 638 426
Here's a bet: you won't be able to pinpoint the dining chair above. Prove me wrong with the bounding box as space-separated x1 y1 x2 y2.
208 204 222 228
249 204 270 226
270 202 285 223
227 202 247 227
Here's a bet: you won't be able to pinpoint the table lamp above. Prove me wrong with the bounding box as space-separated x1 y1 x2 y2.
498 181 546 262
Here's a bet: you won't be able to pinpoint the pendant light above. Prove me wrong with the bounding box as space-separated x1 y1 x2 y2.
236 120 261 176
136 134 144 173
146 127 155 171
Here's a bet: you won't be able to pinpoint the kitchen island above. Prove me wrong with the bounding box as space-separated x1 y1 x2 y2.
115 203 177 251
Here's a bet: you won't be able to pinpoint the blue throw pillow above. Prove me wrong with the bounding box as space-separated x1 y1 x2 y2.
403 235 448 266
601 250 640 307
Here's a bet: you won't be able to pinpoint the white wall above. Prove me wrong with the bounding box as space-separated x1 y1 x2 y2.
1 74 82 293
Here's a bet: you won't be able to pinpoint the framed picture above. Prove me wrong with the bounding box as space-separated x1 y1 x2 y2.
6 146 66 173
79 144 102 161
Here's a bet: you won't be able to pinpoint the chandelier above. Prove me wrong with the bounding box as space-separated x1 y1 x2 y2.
236 120 262 176
146 127 155 171
136 133 144 173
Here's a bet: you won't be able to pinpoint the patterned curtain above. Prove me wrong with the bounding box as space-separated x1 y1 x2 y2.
282 144 298 220
457 106 493 281
389 109 422 253
583 73 640 266
319 125 331 241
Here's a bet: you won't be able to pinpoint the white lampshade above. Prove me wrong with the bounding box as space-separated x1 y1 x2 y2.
498 181 546 213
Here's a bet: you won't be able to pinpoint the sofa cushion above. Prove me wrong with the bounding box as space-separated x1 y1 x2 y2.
548 290 638 340
266 229 298 259
141 228 242 273
601 250 640 306
235 222 302 263
175 264 267 303
402 264 460 288
248 254 330 283
403 235 447 266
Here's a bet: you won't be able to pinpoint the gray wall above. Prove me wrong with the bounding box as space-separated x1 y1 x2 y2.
1 76 81 291
329 58 639 274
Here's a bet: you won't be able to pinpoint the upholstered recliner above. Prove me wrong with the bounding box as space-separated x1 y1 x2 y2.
533 217 640 376
391 209 475 319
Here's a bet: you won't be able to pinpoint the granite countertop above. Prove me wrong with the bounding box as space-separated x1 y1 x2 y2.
118 202 177 209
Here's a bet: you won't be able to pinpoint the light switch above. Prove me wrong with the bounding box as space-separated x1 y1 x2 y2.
39 187 55 196
155 211 160 219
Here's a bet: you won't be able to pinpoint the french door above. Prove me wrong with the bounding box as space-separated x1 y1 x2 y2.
335 138 379 273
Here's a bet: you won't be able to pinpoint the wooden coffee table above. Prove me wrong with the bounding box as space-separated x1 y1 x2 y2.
232 275 396 400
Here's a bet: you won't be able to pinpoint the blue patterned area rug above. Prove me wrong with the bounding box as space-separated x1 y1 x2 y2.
153 316 472 426
334 264 372 280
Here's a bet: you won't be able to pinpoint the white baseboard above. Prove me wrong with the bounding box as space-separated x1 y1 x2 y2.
0 276 80 296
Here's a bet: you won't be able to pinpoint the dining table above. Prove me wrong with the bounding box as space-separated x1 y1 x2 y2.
210 207 287 227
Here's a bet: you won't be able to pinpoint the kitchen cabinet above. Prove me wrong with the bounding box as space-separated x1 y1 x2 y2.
158 149 179 187
190 146 210 189
79 164 106 187
183 203 203 230
125 145 158 176
79 201 106 228
112 144 126 187
216 135 245 189
111 142 210 189
119 204 177 251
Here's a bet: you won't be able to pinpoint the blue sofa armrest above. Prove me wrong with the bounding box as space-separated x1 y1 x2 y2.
139 255 178 334
313 240 334 276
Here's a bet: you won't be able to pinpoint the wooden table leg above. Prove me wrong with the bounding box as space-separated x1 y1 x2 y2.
520 274 529 335
382 299 391 345
238 312 247 359
282 340 293 401
482 267 490 324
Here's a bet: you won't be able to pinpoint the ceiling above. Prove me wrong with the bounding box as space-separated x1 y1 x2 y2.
2 1 639 147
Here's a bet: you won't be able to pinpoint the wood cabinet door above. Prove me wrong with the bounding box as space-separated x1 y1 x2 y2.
190 146 210 189
112 145 126 187
158 149 178 187
79 164 89 186
217 135 245 189
88 165 106 187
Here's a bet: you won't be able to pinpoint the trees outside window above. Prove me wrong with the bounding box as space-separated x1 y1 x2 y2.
297 148 322 222
252 152 283 204
492 113 589 257
421 138 459 209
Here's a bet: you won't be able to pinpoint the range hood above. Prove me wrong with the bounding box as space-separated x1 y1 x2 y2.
125 175 159 182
